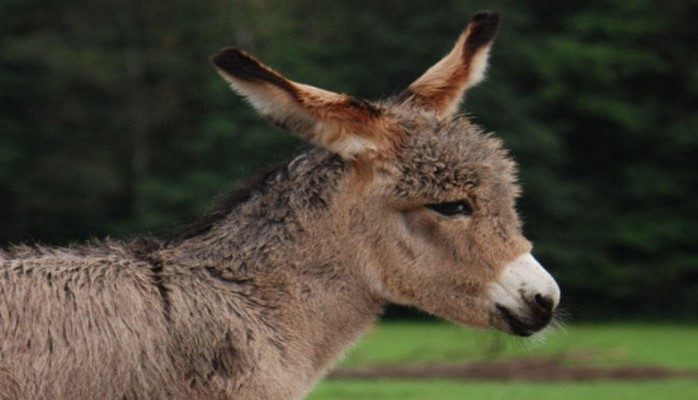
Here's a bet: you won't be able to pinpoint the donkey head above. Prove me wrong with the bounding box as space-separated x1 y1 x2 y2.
212 12 560 336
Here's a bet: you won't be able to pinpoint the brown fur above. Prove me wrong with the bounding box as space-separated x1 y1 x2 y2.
0 11 554 400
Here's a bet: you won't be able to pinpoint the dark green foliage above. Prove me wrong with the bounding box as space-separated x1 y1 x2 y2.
1 0 696 319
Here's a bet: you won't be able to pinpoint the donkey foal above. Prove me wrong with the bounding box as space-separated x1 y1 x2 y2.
0 11 560 400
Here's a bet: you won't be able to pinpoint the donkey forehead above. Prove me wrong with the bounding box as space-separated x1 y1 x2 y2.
388 113 519 202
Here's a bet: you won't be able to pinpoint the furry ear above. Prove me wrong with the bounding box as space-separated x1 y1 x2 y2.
212 49 392 160
399 11 501 118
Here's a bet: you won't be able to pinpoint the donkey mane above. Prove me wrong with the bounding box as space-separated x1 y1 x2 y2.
164 159 294 245
163 150 347 246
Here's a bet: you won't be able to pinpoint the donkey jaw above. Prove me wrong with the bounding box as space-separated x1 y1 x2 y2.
489 253 561 337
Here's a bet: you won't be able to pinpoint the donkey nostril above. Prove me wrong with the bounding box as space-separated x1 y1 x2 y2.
534 294 554 313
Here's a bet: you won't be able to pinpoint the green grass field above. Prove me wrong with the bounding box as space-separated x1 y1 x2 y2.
308 322 698 400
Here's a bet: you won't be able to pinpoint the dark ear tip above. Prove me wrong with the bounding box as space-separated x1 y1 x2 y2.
210 47 294 90
471 11 501 24
210 47 248 72
471 11 501 33
464 11 501 50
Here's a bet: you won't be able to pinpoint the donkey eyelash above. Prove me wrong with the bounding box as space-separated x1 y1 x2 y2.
426 200 473 217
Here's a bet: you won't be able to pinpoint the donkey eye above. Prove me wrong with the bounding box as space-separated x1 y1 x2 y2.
426 200 473 217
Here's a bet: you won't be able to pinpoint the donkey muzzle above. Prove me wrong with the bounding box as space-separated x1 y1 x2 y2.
489 253 561 336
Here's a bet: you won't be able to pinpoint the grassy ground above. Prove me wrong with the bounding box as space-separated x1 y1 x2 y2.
307 322 698 400
310 380 698 400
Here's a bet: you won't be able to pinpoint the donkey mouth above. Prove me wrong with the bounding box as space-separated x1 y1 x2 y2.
495 304 553 337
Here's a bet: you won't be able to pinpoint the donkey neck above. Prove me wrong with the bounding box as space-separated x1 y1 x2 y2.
160 148 384 382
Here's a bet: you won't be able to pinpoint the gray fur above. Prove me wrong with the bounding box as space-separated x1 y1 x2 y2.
1 13 557 399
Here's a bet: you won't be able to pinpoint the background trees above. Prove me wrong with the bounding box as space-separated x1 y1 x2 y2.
1 0 696 319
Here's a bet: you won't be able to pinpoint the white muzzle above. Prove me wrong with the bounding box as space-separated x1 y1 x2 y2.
489 253 561 336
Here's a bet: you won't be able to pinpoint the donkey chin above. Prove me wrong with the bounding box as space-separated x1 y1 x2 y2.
489 253 561 337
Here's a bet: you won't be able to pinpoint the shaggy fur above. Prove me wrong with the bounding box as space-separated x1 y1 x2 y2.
0 11 557 400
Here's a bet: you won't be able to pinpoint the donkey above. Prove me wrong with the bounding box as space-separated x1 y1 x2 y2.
0 11 560 400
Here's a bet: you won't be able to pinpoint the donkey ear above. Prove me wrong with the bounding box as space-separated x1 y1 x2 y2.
400 11 501 118
212 49 391 160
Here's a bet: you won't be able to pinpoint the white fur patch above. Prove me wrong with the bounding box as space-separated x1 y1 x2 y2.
489 253 560 315
464 46 492 90
332 135 377 159
225 79 301 122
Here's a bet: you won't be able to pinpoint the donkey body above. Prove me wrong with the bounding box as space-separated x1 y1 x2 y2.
0 12 560 400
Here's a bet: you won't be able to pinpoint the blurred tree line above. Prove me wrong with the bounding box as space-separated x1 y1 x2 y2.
1 0 696 320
